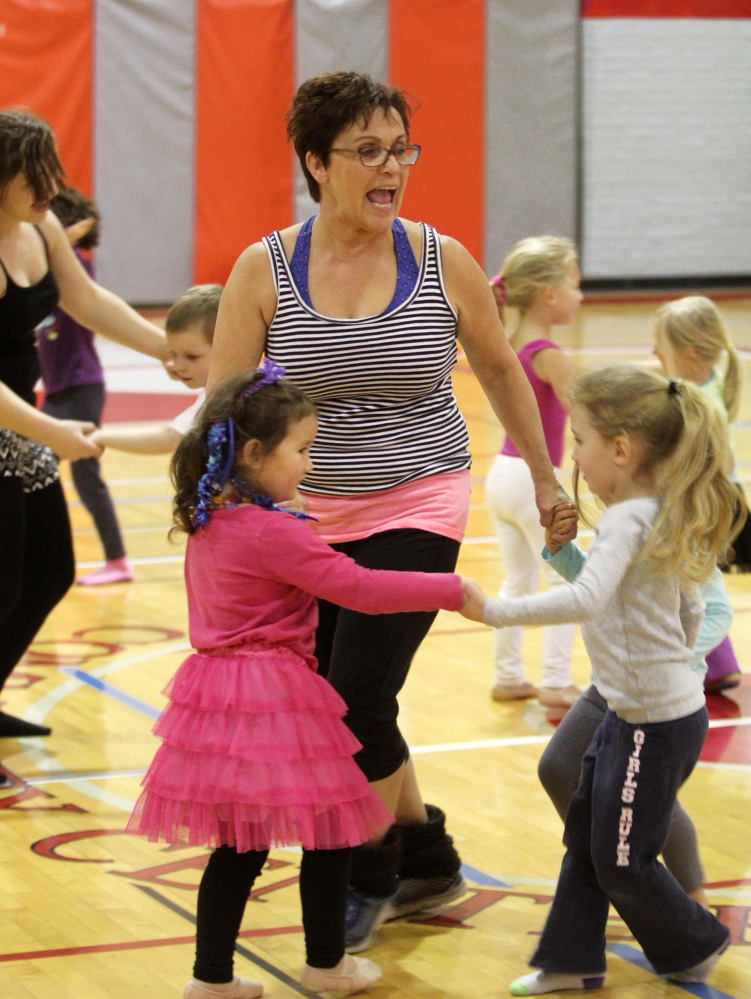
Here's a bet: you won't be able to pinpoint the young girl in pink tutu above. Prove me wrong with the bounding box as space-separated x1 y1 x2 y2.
127 361 467 999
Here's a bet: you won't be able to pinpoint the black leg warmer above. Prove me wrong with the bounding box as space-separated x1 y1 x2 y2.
349 826 401 900
398 804 461 880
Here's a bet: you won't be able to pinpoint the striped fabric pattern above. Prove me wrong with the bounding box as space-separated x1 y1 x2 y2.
263 223 471 495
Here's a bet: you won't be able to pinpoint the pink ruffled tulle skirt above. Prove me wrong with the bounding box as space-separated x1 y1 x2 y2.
126 644 393 852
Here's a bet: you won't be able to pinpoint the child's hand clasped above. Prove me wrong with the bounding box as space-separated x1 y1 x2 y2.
459 577 487 622
546 502 578 555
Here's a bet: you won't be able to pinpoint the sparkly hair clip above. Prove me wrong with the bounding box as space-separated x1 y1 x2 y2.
490 274 507 307
190 360 293 530
192 419 235 529
244 357 286 398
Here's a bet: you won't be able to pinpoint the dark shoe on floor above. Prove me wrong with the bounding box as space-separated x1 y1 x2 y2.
704 672 741 693
0 711 51 738
345 888 396 953
388 870 468 919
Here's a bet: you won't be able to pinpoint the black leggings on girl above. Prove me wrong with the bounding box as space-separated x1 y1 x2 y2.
0 477 74 704
194 845 352 983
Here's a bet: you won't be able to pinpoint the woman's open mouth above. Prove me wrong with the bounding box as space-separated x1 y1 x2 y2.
366 188 395 207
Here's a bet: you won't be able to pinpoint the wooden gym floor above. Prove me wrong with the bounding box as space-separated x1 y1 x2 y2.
1 295 750 999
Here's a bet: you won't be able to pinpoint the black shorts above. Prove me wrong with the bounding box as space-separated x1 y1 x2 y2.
314 528 460 781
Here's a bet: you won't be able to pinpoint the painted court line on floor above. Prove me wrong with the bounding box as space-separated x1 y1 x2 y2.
606 943 736 999
0 865 742 998
44 668 751 758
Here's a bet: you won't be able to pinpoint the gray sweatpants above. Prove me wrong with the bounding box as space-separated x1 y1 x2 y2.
538 684 705 893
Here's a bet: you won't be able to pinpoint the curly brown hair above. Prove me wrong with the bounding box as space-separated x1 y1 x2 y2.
170 372 316 537
0 110 64 203
50 186 100 250
287 72 415 202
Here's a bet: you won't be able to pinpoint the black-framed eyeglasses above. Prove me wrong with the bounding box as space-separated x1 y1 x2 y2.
329 144 421 168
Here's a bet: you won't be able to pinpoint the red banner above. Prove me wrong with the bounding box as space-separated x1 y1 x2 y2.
390 0 485 263
194 0 295 285
583 1 751 16
0 0 93 194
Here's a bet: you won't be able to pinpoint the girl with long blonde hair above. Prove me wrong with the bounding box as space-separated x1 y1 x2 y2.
460 365 737 993
653 295 746 692
486 236 582 709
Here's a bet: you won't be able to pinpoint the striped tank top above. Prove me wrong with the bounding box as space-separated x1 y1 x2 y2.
263 223 471 496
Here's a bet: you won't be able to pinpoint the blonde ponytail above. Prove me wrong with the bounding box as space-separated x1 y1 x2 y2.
646 380 740 581
495 236 577 314
654 296 741 421
570 365 739 583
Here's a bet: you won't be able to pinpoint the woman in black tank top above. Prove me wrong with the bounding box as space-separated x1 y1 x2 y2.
0 111 168 752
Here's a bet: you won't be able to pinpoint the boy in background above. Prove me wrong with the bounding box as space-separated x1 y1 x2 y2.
92 284 220 455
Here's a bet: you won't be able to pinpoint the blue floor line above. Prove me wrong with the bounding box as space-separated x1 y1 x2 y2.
607 944 737 999
460 863 512 888
60 667 161 720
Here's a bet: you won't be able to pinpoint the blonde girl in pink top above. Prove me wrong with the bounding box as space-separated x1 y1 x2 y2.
487 237 582 710
128 362 468 999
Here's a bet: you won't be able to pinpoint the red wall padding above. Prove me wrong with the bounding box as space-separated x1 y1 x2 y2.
0 0 93 194
583 1 751 16
194 0 295 285
389 0 485 263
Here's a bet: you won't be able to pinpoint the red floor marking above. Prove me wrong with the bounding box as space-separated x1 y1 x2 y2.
703 675 751 765
0 925 303 964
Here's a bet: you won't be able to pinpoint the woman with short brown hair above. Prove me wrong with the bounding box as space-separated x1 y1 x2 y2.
209 71 563 951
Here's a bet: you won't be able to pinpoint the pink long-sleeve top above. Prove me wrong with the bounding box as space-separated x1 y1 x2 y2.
185 504 464 665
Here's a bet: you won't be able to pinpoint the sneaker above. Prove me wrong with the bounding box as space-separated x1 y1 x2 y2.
345 888 395 953
388 871 468 920
667 934 730 983
704 672 741 693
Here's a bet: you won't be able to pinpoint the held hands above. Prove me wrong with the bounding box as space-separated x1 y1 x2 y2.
48 420 103 461
545 501 578 555
535 480 577 533
459 577 487 622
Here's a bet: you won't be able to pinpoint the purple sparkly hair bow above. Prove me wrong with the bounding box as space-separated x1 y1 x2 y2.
245 357 286 397
190 359 288 530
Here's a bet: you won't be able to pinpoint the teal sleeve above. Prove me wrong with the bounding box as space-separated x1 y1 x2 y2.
691 568 734 678
541 542 587 583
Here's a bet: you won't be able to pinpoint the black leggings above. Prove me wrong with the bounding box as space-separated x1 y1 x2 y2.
42 383 126 561
0 476 75 692
314 528 461 781
194 845 351 983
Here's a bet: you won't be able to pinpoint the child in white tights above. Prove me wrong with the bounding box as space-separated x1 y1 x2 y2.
486 237 581 709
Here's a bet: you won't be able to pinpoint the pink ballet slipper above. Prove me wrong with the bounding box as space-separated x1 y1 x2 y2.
184 977 263 999
77 557 134 586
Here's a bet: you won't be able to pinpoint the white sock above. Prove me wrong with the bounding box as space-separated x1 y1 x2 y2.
509 970 605 995
668 936 730 983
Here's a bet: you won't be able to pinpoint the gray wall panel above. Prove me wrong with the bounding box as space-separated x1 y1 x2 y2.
294 0 388 223
484 0 578 274
582 19 751 279
94 0 195 303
